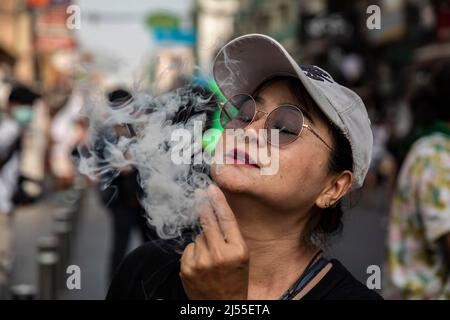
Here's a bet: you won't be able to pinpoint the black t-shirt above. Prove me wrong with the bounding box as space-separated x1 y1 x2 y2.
106 240 383 300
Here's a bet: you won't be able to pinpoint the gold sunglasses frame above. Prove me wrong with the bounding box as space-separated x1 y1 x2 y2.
219 94 333 150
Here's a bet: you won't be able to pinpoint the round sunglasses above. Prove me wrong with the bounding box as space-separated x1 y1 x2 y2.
219 94 333 149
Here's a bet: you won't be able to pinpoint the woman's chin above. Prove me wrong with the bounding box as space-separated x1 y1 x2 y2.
211 164 258 194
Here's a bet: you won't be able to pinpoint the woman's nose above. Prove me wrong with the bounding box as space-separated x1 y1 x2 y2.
244 113 267 147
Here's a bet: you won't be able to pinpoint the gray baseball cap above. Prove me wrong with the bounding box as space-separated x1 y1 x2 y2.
213 33 373 189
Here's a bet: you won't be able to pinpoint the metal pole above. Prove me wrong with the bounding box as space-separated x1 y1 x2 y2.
37 236 59 300
10 284 36 300
53 208 73 231
53 221 71 288
69 191 81 236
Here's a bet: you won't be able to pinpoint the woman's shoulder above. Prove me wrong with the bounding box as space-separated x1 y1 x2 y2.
106 240 183 300
303 259 383 300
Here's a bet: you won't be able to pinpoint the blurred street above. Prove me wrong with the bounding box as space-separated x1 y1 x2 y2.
9 186 388 299
10 188 110 299
10 186 140 299
330 189 388 286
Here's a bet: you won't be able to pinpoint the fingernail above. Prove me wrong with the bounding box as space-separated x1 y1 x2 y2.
195 188 208 202
207 184 219 193
195 188 206 196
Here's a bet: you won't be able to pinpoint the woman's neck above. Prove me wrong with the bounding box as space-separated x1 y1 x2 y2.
222 190 318 299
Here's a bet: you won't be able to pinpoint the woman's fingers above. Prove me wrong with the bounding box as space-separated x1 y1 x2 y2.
193 233 208 261
180 242 195 276
197 190 226 247
207 184 245 244
180 185 250 300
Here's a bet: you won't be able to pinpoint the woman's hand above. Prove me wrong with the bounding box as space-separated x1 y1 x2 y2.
180 185 249 300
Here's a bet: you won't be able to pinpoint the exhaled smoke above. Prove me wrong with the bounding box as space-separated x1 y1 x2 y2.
75 84 217 239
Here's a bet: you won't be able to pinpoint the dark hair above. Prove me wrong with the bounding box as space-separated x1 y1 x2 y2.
254 76 354 246
8 84 40 105
432 61 450 121
313 124 353 241
409 85 438 128
107 88 133 109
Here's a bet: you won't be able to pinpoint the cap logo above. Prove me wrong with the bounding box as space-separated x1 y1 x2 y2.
301 65 333 83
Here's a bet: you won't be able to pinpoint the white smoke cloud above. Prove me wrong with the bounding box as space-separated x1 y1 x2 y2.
75 84 216 239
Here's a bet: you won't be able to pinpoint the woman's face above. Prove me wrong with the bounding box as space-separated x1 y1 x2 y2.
211 78 336 213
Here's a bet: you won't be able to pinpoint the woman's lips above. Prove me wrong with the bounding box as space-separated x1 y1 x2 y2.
225 148 260 168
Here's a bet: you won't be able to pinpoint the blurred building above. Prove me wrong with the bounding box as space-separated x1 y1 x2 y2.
194 0 240 72
234 0 300 54
0 0 77 93
146 10 196 93
151 47 195 94
0 0 80 198
194 0 449 139
0 48 15 108
0 0 35 89
194 0 301 72
33 0 77 93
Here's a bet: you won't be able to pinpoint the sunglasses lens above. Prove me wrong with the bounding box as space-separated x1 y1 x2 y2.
266 106 303 146
220 94 256 129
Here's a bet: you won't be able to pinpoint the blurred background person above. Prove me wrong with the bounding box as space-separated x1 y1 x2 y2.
364 113 397 207
0 84 40 298
49 87 86 190
97 88 152 280
385 62 450 299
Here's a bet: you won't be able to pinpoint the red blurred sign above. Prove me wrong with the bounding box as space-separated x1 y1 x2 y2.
27 0 71 7
36 3 76 52
39 6 69 25
36 36 76 52
26 0 49 7
49 0 72 5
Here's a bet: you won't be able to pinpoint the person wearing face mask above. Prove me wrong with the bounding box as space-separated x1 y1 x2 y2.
0 84 39 298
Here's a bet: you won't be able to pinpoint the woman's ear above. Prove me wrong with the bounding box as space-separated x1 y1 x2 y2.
315 170 353 208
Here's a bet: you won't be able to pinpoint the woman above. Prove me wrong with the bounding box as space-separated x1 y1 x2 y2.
107 34 381 300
